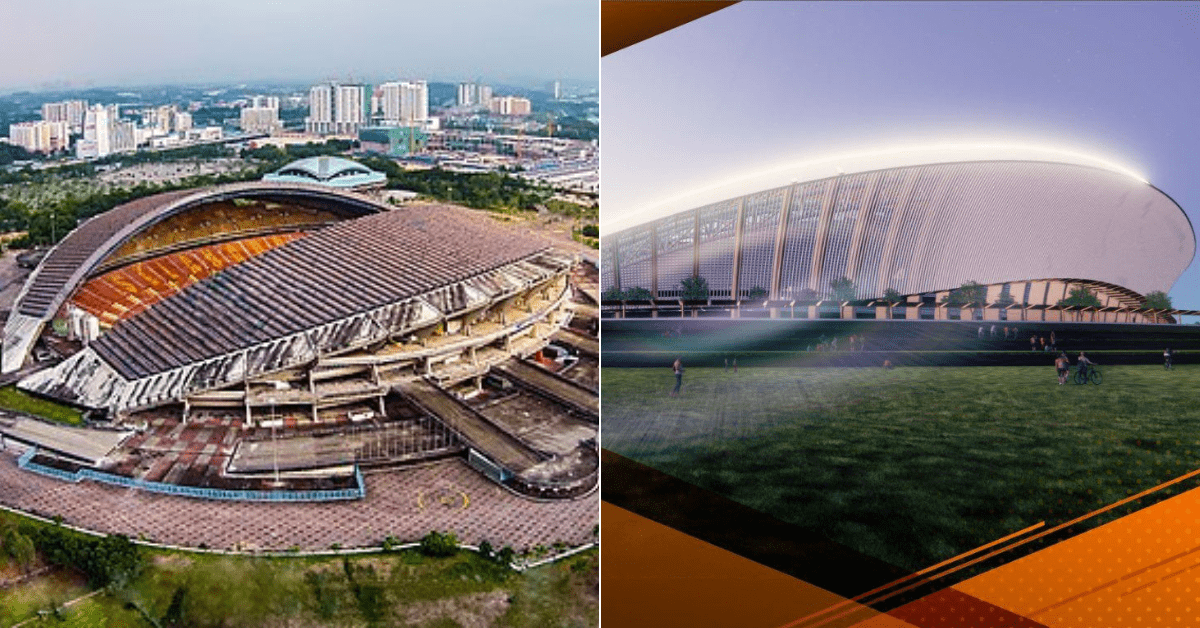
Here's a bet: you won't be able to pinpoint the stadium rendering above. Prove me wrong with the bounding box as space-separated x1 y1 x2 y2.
601 152 1195 323
1 159 599 500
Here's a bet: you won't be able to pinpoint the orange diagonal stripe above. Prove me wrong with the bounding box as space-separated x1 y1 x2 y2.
781 465 1200 628
780 521 1045 628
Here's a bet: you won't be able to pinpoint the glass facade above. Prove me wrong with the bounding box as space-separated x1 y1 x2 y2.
696 200 739 297
603 161 1193 312
737 189 784 297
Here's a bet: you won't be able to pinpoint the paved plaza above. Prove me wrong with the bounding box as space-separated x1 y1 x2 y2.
0 449 597 552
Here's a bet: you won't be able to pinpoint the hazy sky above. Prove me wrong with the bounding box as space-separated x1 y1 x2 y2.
603 1 1200 309
1 0 598 91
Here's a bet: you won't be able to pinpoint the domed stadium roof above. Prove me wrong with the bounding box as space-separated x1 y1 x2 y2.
262 156 387 189
602 159 1194 304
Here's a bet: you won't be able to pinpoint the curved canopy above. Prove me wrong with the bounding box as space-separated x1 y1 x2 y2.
2 182 387 372
262 156 387 189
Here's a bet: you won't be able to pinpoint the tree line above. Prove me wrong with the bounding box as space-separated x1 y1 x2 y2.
603 275 1173 310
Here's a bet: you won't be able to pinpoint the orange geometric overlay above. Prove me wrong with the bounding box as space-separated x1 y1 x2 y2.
951 482 1200 627
602 502 917 628
70 233 305 327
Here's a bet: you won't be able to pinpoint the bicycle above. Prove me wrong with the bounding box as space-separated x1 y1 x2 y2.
1074 365 1102 385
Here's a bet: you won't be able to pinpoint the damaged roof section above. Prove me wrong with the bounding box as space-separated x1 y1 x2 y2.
19 204 574 413
91 205 553 379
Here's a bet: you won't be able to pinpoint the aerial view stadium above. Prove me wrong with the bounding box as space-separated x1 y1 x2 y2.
0 156 598 561
601 3 1200 624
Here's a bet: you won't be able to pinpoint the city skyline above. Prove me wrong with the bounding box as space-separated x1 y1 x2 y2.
0 0 598 93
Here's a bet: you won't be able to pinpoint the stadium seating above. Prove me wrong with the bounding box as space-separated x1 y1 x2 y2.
71 233 305 326
104 200 340 268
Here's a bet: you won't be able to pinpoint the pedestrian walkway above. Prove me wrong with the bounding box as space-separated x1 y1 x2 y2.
0 449 595 552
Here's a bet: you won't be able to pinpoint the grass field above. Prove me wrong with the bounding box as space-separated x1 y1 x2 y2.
0 386 83 425
1 550 597 628
602 364 1200 571
0 505 597 628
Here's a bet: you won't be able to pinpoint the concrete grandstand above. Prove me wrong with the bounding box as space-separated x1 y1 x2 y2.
1 165 598 501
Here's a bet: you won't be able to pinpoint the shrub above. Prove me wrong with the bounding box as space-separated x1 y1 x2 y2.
418 531 459 558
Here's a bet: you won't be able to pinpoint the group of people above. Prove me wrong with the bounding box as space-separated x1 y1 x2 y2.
807 334 866 352
1030 332 1059 353
1054 351 1097 384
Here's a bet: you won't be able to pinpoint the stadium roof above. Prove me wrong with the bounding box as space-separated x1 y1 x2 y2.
603 144 1154 235
262 156 387 189
18 201 574 411
2 182 386 373
91 205 553 379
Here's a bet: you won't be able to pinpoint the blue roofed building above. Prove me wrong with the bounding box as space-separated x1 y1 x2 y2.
262 155 387 191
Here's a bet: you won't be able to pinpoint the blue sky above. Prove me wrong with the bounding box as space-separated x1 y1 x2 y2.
0 0 598 91
602 1 1200 310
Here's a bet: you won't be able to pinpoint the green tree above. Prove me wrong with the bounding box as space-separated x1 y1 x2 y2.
881 288 903 304
419 530 459 557
680 275 709 301
995 284 1016 307
745 286 768 300
601 286 623 302
4 529 35 574
0 198 31 233
829 276 857 302
1058 287 1103 308
1143 290 1172 310
623 286 652 301
942 281 987 307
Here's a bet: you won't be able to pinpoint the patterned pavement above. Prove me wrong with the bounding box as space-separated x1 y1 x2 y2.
0 449 597 552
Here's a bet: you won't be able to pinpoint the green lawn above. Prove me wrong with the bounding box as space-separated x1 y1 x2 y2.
0 386 83 425
602 364 1200 571
4 549 598 628
0 569 93 627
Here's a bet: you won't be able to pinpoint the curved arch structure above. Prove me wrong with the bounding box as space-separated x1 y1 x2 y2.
2 182 388 373
262 156 388 189
602 160 1194 309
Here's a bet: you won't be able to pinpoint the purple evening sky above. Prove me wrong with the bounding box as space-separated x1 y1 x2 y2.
601 1 1200 310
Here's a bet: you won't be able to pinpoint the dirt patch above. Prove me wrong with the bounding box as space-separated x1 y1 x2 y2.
397 590 510 628
151 553 194 568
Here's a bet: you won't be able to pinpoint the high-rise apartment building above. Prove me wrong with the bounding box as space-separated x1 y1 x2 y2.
8 121 70 153
77 104 115 158
306 83 367 135
457 82 478 107
41 100 88 133
306 83 334 135
489 96 532 117
378 80 429 125
251 95 280 110
241 107 281 134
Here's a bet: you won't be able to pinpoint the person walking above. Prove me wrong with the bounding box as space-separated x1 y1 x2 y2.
1055 352 1070 385
1077 351 1097 382
1165 347 1173 370
671 358 684 396
1031 335 1038 352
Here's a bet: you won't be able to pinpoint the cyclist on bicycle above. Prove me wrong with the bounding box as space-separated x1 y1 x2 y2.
1077 352 1097 380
